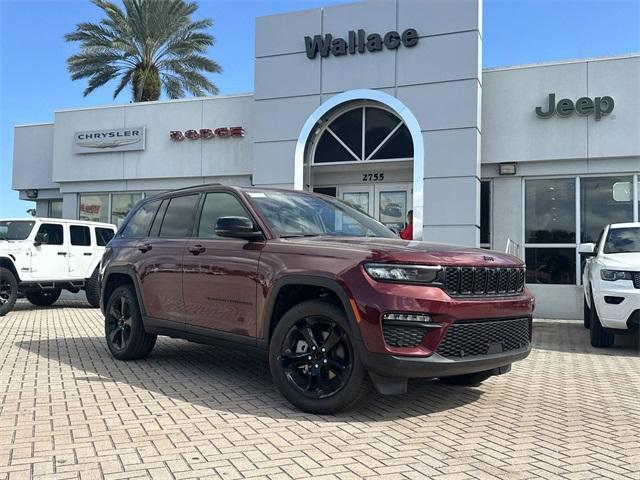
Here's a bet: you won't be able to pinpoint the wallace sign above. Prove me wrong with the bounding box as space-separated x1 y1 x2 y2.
305 28 418 59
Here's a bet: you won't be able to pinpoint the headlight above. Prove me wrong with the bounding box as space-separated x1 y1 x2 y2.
600 269 632 281
364 263 441 284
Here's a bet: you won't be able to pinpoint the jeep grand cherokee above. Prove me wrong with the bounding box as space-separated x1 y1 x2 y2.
100 185 534 413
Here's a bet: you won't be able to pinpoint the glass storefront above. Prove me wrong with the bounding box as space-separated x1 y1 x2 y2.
79 194 109 223
48 200 63 218
111 193 143 228
524 175 639 285
79 192 143 226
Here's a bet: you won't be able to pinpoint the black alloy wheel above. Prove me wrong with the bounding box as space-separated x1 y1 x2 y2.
279 315 353 399
0 267 18 316
269 299 368 414
0 278 13 306
107 294 133 352
104 285 156 360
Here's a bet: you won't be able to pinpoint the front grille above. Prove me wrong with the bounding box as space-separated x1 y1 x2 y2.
383 324 426 348
436 317 530 359
444 267 525 297
633 272 640 289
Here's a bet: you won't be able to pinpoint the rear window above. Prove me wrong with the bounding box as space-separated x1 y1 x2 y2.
96 227 115 246
120 200 161 238
70 225 91 246
159 195 200 238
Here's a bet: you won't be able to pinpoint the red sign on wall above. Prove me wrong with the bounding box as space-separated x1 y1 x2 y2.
170 127 245 141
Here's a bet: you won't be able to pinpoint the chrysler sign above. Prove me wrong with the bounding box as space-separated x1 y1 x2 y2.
74 127 145 153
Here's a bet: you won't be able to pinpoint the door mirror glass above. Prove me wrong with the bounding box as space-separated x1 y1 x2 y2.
214 216 262 240
34 232 49 246
578 242 596 256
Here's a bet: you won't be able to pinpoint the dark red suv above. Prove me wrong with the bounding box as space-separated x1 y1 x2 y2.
100 185 534 413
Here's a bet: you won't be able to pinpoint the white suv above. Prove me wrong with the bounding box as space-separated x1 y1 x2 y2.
580 222 640 347
0 218 117 316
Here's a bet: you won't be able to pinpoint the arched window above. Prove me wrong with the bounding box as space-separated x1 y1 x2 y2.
312 104 413 164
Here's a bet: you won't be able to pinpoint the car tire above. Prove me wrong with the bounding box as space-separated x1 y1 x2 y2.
85 268 100 308
438 369 494 386
26 288 61 307
589 290 614 348
583 296 591 329
269 299 368 414
0 267 18 316
105 285 156 360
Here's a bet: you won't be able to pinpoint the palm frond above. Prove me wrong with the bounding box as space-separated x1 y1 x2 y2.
66 0 220 101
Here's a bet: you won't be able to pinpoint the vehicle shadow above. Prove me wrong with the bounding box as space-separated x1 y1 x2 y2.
533 319 639 356
12 299 95 312
15 335 483 422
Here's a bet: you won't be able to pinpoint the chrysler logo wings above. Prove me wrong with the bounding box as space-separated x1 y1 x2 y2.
76 137 141 149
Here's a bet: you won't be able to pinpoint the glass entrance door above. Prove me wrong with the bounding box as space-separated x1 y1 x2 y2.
336 183 412 231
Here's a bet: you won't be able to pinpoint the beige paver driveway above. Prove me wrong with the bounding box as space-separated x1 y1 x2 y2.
1 297 639 480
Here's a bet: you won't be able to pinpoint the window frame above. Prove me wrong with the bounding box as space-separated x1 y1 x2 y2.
523 173 639 286
194 191 257 240
157 193 202 239
36 223 65 246
69 225 92 247
309 102 414 166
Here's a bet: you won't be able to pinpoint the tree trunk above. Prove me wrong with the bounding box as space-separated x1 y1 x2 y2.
132 67 161 102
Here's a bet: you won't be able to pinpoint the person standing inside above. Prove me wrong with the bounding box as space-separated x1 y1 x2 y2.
399 210 413 240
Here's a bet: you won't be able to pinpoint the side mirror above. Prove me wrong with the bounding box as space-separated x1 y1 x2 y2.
578 242 596 256
215 216 263 240
34 232 49 247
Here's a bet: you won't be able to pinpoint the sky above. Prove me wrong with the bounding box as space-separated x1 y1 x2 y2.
1 0 639 217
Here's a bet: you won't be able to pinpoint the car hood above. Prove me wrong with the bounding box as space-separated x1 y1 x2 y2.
600 252 640 270
0 239 29 253
278 236 523 267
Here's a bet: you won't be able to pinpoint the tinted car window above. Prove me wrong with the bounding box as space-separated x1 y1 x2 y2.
121 200 161 238
70 225 91 246
159 195 200 238
96 227 115 246
149 199 168 237
37 223 64 245
198 193 250 238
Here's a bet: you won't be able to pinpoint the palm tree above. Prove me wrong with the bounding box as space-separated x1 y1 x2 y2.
65 0 221 102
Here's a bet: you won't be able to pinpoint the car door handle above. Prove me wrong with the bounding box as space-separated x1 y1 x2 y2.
57 252 67 256
138 243 152 253
188 245 206 255
84 252 93 256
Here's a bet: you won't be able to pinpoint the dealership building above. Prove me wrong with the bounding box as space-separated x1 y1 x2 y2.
11 0 640 319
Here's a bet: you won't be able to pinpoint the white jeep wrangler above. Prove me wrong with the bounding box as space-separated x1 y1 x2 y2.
0 218 117 316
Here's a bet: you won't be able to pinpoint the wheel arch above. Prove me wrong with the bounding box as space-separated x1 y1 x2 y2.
262 275 362 344
101 266 146 317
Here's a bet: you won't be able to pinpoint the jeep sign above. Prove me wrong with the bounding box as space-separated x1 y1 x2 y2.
305 28 418 59
74 127 145 153
535 93 614 120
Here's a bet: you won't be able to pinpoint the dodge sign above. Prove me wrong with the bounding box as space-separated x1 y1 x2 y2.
74 127 146 154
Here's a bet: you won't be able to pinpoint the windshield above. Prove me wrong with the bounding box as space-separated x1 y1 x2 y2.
603 227 640 254
0 220 35 241
246 191 396 238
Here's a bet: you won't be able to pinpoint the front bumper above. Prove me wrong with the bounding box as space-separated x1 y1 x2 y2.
592 277 640 330
359 342 531 379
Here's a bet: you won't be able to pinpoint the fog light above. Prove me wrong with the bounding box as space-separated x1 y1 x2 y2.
604 296 624 305
382 313 432 323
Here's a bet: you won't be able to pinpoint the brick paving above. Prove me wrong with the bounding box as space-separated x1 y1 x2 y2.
1 296 639 480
